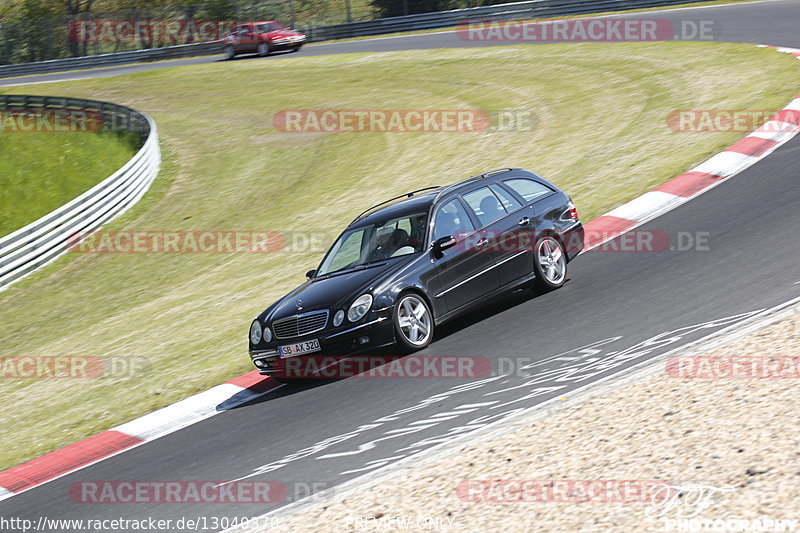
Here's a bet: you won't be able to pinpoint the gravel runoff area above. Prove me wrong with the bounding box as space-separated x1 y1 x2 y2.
253 302 800 533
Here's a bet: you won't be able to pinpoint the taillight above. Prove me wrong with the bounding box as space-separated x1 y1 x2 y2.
567 200 578 220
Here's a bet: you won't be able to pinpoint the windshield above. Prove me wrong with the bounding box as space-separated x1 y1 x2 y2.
317 212 428 276
256 22 284 32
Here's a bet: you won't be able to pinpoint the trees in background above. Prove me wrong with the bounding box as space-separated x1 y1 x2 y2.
0 0 507 64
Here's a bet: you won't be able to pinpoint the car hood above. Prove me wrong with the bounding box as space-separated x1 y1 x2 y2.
260 259 412 322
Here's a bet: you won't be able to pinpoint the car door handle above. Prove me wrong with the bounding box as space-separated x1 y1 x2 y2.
475 237 489 247
518 217 530 226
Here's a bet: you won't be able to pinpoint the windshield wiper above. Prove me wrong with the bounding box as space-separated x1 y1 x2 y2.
319 261 388 278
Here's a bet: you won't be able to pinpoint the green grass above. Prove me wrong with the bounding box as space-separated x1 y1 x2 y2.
0 132 137 236
0 41 798 471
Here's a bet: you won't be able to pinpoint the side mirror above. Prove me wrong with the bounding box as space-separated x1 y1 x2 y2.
432 235 457 257
306 269 316 280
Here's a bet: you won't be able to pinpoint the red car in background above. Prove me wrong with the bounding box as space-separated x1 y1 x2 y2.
221 21 306 59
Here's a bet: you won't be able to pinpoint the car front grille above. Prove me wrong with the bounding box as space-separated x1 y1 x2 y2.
272 310 329 340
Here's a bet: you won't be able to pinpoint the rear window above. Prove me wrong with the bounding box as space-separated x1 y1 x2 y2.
490 184 522 212
503 178 552 203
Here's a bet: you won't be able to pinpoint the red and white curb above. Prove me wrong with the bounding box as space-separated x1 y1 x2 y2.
582 45 800 250
0 45 799 504
0 372 282 501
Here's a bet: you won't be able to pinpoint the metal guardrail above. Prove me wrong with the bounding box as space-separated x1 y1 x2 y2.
0 42 220 79
305 0 710 40
0 95 161 289
0 0 711 79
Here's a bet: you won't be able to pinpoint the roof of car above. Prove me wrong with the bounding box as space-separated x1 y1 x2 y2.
348 168 542 228
350 189 439 228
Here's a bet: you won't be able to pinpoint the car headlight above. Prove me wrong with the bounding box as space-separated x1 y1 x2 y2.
250 320 262 345
347 294 373 322
333 310 345 327
263 324 272 343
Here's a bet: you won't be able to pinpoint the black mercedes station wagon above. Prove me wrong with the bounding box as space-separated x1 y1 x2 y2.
248 168 584 376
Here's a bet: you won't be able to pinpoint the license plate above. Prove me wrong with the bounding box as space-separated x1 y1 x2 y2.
278 338 321 358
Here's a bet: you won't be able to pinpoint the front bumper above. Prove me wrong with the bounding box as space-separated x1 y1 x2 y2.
249 312 396 376
272 39 305 50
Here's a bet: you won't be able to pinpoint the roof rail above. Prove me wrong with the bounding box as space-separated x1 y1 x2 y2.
433 167 518 202
350 186 441 225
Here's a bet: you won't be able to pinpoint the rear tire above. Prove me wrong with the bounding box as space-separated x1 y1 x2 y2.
393 293 434 352
223 45 235 60
533 235 567 292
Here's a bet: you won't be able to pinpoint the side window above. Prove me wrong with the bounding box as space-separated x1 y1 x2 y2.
461 187 507 227
502 178 552 203
490 184 522 212
433 199 475 241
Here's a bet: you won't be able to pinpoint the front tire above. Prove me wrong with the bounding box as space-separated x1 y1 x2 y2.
257 42 270 57
393 293 434 352
533 235 567 291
